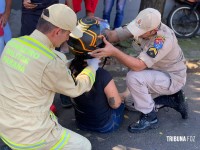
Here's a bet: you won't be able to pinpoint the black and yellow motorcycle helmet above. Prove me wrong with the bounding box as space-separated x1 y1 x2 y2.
67 17 107 59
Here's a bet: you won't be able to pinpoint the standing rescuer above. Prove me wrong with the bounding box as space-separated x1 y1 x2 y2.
0 4 100 150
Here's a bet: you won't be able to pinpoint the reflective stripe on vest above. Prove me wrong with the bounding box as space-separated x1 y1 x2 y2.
81 68 95 84
49 112 70 150
1 129 70 150
50 130 70 150
0 134 46 150
2 36 56 73
17 36 56 60
1 113 70 150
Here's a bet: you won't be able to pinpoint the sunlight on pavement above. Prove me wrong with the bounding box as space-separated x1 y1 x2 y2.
112 145 141 150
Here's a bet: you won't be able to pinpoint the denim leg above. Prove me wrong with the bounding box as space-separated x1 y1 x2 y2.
113 0 126 28
105 103 125 132
112 103 125 131
0 36 4 56
103 0 115 23
98 103 125 133
76 103 125 133
3 23 12 43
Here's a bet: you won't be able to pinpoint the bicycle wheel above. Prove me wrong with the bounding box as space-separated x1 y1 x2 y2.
168 5 200 38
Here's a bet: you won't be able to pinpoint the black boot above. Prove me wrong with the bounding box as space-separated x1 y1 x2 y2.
154 90 188 119
0 145 12 150
128 110 159 133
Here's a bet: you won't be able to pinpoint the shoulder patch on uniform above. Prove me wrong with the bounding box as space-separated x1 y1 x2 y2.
154 36 165 50
147 47 158 58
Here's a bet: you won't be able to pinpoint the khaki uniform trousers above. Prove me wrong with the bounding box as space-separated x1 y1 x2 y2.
61 129 91 150
39 127 91 150
126 70 182 114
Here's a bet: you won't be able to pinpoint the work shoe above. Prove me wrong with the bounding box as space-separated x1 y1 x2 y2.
154 90 188 119
0 145 11 150
60 94 72 108
128 110 159 133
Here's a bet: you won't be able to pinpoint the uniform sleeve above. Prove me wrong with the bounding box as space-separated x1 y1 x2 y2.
115 26 133 42
138 37 173 68
41 57 96 98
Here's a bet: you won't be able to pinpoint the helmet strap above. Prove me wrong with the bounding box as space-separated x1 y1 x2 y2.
101 57 110 68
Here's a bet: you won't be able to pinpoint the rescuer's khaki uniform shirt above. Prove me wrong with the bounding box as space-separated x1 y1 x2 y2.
116 23 187 91
115 23 187 113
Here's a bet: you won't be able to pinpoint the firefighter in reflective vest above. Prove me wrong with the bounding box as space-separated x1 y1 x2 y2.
0 4 100 150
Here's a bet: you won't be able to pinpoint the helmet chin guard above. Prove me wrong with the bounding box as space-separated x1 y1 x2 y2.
67 17 106 59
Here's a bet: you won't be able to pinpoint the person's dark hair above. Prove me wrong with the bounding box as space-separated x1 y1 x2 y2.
70 56 87 78
70 55 96 95
37 17 67 34
36 17 58 34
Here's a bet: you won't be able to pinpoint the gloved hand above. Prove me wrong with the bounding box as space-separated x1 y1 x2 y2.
86 58 101 71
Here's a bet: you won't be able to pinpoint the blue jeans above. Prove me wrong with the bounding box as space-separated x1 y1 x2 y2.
0 36 4 56
103 0 126 29
77 103 125 133
3 22 12 43
0 0 12 56
0 23 12 56
99 103 125 133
